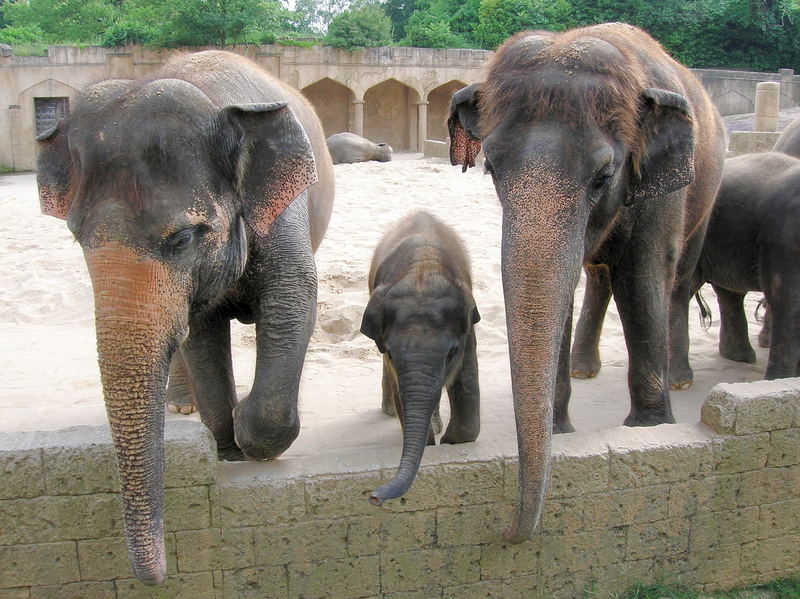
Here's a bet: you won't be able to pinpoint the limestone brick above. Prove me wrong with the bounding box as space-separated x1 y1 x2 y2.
304 471 386 518
0 589 30 599
77 533 178 580
218 475 305 527
703 380 800 435
29 581 116 599
479 537 540 580
253 519 349 566
757 499 800 539
540 528 627 574
220 566 288 599
587 558 655 598
741 534 800 576
436 503 513 546
768 428 800 467
0 446 44 499
689 507 760 552
738 466 800 506
667 476 741 518
380 547 480 594
607 485 670 526
38 427 118 495
538 568 595 599
163 420 218 488
115 572 216 599
688 546 743 585
0 542 79 587
712 433 771 474
0 494 122 545
346 511 436 557
626 518 691 561
175 527 255 572
441 579 505 598
164 486 211 532
287 556 380 599
547 432 610 499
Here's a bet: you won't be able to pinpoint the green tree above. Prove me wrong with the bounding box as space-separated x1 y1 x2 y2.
294 0 350 33
472 0 572 49
5 0 119 43
383 0 416 40
403 10 463 47
399 0 480 47
324 3 392 50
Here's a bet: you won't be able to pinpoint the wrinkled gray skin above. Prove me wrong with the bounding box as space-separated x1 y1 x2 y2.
448 23 725 544
773 118 800 159
361 211 480 505
36 50 334 585
327 132 393 164
691 152 800 378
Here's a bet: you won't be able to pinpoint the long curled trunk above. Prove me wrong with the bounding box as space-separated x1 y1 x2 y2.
85 244 188 585
369 366 442 505
500 198 584 544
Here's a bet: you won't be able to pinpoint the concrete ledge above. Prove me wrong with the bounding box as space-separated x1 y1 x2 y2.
728 131 782 155
1 382 799 597
424 139 449 159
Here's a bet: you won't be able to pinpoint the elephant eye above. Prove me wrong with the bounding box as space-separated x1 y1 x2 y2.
165 227 200 255
588 165 615 205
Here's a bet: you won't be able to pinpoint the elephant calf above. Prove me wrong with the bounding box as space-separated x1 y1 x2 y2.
693 151 800 379
326 132 393 164
361 211 481 505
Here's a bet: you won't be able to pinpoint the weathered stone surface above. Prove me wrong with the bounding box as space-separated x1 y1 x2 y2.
0 494 122 545
254 519 348 566
668 475 741 518
346 511 436 557
380 547 480 594
287 556 380 599
540 529 626 574
690 507 760 552
712 433 770 474
547 432 610 499
29 581 115 599
627 518 691 561
77 533 177 580
703 380 800 435
768 428 800 467
479 537 540 580
115 572 216 599
741 534 800 576
607 485 670 526
757 499 800 539
0 446 44 499
391 461 505 512
738 466 800 506
0 542 79 587
304 471 385 518
164 486 211 532
40 427 118 495
163 420 218 488
436 503 512 546
689 546 742 585
0 588 31 599
588 558 655 598
221 566 288 599
175 527 255 572
219 474 305 527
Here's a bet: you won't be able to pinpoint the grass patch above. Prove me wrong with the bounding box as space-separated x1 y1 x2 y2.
0 165 15 175
612 577 800 599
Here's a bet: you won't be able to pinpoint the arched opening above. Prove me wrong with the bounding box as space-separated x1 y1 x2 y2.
427 80 467 142
364 79 420 151
302 78 354 138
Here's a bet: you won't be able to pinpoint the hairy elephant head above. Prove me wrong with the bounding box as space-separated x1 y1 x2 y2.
448 26 695 544
37 77 317 584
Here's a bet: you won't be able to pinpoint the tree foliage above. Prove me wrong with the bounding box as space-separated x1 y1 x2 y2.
324 3 393 50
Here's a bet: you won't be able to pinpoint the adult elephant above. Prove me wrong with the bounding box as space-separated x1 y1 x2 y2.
36 50 334 585
773 117 800 158
448 23 725 543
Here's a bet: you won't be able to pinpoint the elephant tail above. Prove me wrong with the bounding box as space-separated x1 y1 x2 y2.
695 291 713 331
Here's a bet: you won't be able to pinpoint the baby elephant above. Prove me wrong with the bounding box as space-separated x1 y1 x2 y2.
361 211 480 505
326 132 393 164
693 152 800 379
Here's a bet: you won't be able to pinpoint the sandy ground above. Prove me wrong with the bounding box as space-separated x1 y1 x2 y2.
0 155 771 461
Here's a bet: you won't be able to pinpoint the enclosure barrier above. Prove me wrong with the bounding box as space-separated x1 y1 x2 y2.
1 378 799 598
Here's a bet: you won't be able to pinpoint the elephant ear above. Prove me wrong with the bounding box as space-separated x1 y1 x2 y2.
37 118 74 220
448 83 483 173
217 102 318 237
360 287 387 353
626 88 695 206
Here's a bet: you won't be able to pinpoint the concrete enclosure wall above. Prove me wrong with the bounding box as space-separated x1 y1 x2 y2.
2 44 799 171
1 378 799 598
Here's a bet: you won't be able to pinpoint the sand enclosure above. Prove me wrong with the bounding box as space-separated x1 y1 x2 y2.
0 155 769 462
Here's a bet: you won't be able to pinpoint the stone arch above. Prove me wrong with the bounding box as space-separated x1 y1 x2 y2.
364 79 421 151
427 80 467 142
711 89 755 116
302 77 354 138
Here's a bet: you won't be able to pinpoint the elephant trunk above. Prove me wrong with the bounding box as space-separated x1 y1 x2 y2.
500 199 584 544
369 365 442 505
85 244 189 585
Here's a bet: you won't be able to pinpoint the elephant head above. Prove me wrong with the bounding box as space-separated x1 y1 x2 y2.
37 77 317 584
448 28 695 544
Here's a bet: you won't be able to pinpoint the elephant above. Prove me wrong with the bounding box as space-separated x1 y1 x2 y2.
360 211 481 505
447 23 726 544
690 151 800 378
773 117 800 158
326 132 393 164
35 50 334 585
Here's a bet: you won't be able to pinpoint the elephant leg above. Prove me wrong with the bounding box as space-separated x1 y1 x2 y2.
180 315 242 460
232 201 317 461
554 305 576 433
571 264 611 379
714 285 756 364
431 404 443 436
166 350 196 415
442 329 480 444
611 260 675 427
763 290 800 378
668 243 706 390
758 302 772 348
382 356 399 417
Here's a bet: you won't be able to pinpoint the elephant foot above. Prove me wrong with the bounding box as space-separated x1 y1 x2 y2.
623 407 675 427
570 354 601 379
552 416 575 434
757 328 770 348
431 410 443 435
382 396 398 417
218 445 245 461
441 420 479 444
719 344 757 364
669 379 693 391
167 401 197 415
668 360 694 391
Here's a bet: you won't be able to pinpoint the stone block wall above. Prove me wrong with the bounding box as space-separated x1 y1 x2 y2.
1 379 799 598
